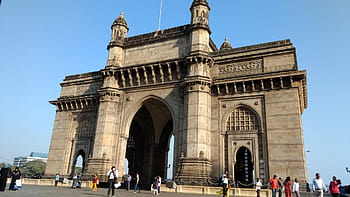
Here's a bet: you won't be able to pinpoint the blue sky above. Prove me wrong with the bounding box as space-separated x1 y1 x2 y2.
0 0 349 184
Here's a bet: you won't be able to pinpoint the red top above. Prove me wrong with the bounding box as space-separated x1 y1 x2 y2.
330 181 340 194
92 176 99 183
284 181 291 192
270 178 279 189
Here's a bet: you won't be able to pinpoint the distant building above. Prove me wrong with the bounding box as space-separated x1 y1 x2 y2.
13 152 48 167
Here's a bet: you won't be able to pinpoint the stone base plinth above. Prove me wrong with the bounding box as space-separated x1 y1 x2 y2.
85 158 111 182
175 157 212 185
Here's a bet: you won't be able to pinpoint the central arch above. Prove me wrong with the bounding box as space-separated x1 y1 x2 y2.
125 98 174 186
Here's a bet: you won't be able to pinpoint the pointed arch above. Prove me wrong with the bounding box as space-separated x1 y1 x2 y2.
225 104 260 132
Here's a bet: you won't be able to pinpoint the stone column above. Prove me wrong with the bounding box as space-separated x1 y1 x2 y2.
85 74 122 181
175 56 212 185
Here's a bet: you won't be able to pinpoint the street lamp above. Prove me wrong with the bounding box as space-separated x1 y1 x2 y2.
346 167 349 173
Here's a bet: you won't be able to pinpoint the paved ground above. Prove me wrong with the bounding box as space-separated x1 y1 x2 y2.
0 185 217 197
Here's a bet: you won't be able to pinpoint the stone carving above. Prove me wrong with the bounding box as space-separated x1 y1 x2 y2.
218 59 263 77
77 85 90 94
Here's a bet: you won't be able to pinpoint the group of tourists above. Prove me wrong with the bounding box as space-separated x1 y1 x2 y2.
269 175 300 197
0 166 22 192
219 171 346 197
105 166 145 197
269 173 343 197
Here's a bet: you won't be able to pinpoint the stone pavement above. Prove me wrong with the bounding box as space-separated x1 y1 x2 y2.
0 185 217 197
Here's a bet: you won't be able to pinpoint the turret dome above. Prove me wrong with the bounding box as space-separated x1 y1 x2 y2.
219 38 233 51
112 13 128 30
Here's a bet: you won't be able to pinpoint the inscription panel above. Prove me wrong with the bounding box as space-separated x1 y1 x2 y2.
212 59 263 78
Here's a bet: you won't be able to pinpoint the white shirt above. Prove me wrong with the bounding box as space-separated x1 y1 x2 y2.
157 177 161 186
312 178 327 191
107 169 118 180
292 182 299 192
256 181 262 190
222 175 229 184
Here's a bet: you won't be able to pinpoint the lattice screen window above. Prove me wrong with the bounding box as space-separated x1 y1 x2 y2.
226 107 258 131
76 119 94 138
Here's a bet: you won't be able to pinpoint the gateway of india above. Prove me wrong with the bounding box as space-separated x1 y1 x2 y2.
46 0 308 186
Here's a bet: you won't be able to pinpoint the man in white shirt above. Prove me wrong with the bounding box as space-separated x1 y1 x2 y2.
106 166 118 197
312 173 327 197
292 178 300 197
222 171 229 197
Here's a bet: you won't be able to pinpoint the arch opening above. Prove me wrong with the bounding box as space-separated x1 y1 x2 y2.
73 151 85 175
234 147 253 187
126 98 174 186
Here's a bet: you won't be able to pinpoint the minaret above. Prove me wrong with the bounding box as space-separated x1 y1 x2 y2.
189 0 211 55
106 13 129 68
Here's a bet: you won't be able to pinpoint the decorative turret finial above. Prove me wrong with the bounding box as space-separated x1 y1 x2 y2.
110 12 129 41
112 12 128 30
219 38 233 51
191 0 209 8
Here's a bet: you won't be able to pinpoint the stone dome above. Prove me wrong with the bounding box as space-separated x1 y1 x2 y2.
219 38 233 51
112 13 128 29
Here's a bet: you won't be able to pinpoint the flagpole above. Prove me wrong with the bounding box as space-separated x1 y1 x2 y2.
158 0 163 30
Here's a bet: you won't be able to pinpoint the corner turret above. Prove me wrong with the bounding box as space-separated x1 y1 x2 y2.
106 13 129 68
189 0 211 55
190 0 210 25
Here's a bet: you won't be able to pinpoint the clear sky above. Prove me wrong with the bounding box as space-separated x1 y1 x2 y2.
0 0 349 184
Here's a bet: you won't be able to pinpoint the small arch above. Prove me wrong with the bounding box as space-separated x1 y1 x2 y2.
72 150 85 175
234 146 253 187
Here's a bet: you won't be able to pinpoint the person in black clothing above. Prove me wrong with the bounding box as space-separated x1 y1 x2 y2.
0 165 10 191
9 167 21 191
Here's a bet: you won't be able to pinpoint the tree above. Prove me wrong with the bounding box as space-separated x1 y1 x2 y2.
20 160 46 176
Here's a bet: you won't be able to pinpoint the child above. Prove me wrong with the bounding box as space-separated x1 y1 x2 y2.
92 174 99 191
151 177 158 195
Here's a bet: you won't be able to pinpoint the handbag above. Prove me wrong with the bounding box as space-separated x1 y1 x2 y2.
114 182 121 188
15 179 22 188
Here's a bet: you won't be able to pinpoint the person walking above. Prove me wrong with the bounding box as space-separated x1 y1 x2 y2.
54 174 60 187
329 176 340 197
222 172 229 197
157 176 162 194
278 177 284 197
107 166 118 197
312 173 327 197
9 167 21 191
256 178 262 197
92 174 99 191
284 177 292 197
292 178 300 197
126 174 132 191
270 175 279 197
134 173 141 193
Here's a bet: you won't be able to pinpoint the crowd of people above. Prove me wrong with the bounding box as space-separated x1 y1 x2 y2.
219 171 347 197
1 163 348 197
269 173 345 197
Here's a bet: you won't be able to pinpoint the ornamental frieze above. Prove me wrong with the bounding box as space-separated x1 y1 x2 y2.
214 59 263 78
